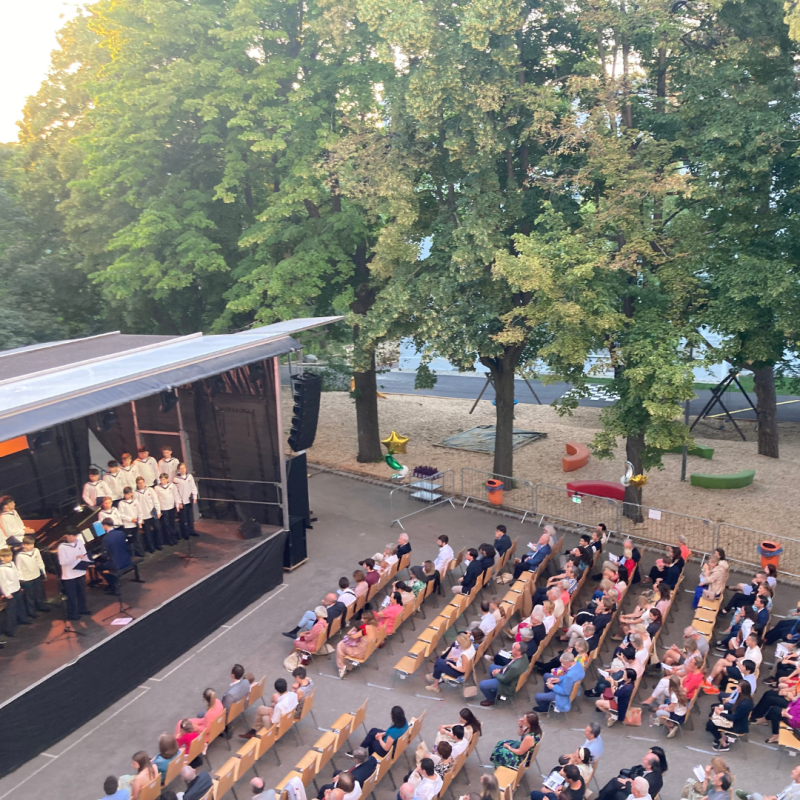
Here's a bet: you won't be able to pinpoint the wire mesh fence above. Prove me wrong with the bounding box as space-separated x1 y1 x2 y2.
460 468 534 520
533 483 622 534
717 523 800 578
618 503 716 557
389 469 457 529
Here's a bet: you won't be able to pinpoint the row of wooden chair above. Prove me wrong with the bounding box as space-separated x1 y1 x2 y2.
392 538 521 680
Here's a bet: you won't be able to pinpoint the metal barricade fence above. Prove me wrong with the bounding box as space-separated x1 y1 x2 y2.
389 469 456 530
533 483 621 534
460 468 534 521
717 523 800 579
617 503 716 558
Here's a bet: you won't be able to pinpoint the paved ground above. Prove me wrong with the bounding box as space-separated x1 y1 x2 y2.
0 472 790 799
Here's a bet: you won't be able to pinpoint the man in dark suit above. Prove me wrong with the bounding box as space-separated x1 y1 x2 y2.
181 766 213 800
494 525 512 557
316 747 377 798
512 533 551 580
477 544 496 575
452 548 481 595
396 533 412 558
597 752 662 800
96 519 133 594
324 591 348 633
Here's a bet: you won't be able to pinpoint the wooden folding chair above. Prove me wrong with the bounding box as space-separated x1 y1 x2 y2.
185 731 207 767
163 748 187 786
247 676 266 708
213 757 238 800
204 708 228 764
276 708 299 746
138 776 162 800
234 736 260 780
226 697 247 731
312 730 338 773
351 698 369 738
329 712 356 752
297 686 318 730
255 723 279 765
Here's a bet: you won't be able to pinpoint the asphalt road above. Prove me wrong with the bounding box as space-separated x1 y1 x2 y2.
371 370 800 424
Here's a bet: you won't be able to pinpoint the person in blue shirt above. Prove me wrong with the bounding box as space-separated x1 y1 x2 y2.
98 775 130 800
356 706 409 758
533 651 585 713
512 534 551 581
152 733 182 782
96 518 133 595
765 608 800 645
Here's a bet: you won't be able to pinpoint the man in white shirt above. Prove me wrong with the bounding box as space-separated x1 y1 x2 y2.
433 535 454 575
57 529 91 620
15 535 50 617
118 487 144 556
534 586 565 621
411 759 442 800
270 677 299 724
174 463 199 539
103 460 125 502
337 577 358 608
135 477 162 552
626 776 652 800
158 446 181 481
134 446 159 486
82 469 112 509
0 495 34 546
154 473 181 546
470 600 497 635
0 546 33 635
331 772 361 800
449 725 468 758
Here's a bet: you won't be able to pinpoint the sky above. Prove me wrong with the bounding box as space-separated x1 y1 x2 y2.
0 1 83 143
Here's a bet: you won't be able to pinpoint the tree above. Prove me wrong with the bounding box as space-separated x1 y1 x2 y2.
674 0 800 458
355 0 591 478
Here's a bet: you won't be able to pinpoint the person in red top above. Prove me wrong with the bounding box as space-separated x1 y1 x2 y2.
378 592 404 634
682 657 705 700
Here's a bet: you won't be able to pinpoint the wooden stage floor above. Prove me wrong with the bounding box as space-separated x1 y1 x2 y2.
0 519 281 705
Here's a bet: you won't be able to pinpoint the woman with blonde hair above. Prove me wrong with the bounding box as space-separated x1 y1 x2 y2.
681 757 732 800
480 773 502 800
654 674 688 737
175 688 223 739
426 632 475 692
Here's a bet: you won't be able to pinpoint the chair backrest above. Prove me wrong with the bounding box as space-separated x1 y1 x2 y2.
227 696 247 726
292 752 318 786
330 713 355 751
313 730 337 771
137 775 162 800
297 687 316 723
247 676 266 707
276 708 296 742
467 731 481 759
328 613 343 639
185 731 207 764
361 770 378 798
351 698 369 732
398 551 411 573
163 748 187 786
205 707 227 748
376 753 394 782
255 723 277 760
213 757 239 799
235 736 259 779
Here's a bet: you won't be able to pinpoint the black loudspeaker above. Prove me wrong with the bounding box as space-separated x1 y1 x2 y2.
288 373 322 452
238 519 262 539
283 515 308 570
286 452 310 528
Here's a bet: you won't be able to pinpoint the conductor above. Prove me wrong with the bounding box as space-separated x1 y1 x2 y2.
58 528 91 620
96 518 133 594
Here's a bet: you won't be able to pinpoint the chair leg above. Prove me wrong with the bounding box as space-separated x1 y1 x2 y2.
273 746 282 766
292 725 303 746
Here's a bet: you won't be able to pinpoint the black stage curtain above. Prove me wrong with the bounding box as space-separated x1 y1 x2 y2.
0 420 90 518
180 360 282 527
0 530 286 779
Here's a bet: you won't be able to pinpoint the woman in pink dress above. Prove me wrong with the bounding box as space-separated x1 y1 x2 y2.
175 688 223 740
336 610 379 677
378 592 405 634
294 606 328 652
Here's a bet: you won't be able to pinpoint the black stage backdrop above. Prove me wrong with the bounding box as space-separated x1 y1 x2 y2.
0 530 286 778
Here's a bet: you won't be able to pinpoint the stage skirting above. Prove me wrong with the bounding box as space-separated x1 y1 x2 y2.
0 530 287 778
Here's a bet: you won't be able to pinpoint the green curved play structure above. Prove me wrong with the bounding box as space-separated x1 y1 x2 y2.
690 469 755 489
667 443 715 460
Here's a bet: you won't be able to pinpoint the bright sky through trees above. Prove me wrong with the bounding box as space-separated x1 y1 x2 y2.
0 0 82 143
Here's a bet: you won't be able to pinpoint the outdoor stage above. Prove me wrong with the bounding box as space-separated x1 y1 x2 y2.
0 519 281 705
0 523 286 777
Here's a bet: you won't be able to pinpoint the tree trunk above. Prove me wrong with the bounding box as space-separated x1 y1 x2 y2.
623 432 645 522
753 364 779 458
481 354 518 479
353 350 383 463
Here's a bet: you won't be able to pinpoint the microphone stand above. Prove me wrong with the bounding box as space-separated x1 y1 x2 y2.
176 504 206 563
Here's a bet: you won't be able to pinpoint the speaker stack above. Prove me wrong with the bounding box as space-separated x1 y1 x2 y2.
288 373 322 452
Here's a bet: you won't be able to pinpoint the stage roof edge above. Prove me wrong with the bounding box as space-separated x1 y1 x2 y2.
0 316 343 440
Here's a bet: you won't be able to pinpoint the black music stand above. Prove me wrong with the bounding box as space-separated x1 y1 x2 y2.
176 534 206 563
101 560 143 622
45 580 86 644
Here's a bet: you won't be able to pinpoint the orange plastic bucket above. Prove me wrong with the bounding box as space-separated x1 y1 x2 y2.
486 479 504 506
758 541 783 570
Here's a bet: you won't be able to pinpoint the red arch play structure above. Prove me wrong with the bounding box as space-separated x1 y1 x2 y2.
562 442 590 472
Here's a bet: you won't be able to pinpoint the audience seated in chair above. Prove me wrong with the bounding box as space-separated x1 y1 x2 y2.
488 712 542 768
240 677 297 738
